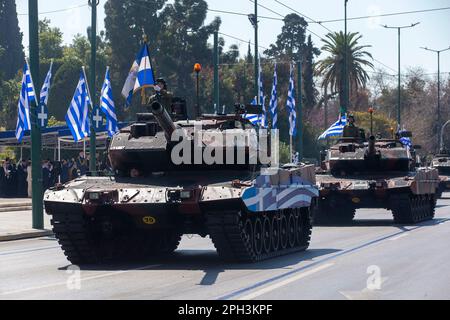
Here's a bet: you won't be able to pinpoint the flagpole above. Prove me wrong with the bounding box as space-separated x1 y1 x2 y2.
28 0 44 229
88 0 98 174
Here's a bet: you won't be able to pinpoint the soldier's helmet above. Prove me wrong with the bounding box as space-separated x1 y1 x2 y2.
156 78 167 90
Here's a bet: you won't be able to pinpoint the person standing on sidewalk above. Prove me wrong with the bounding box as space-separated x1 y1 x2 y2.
27 160 32 198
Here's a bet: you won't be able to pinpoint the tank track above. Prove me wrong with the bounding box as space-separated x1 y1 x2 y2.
314 201 356 226
51 211 182 265
206 206 314 263
390 193 436 224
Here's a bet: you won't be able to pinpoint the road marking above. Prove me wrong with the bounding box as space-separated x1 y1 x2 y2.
238 263 334 300
388 233 409 241
218 216 450 300
1 264 161 296
0 245 59 256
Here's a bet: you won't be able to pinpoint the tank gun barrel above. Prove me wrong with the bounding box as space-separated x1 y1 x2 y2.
150 101 177 140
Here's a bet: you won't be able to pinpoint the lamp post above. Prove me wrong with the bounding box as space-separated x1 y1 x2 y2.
194 63 202 117
248 1 259 100
420 46 450 150
382 22 420 128
88 0 99 174
343 0 349 117
29 0 43 229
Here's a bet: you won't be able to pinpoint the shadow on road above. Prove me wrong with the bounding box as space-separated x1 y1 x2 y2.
62 247 340 286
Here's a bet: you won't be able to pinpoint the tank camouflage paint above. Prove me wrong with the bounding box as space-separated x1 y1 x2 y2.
316 129 440 225
44 101 318 264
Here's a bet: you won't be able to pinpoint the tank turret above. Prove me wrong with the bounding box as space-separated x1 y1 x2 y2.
316 116 440 225
44 95 319 264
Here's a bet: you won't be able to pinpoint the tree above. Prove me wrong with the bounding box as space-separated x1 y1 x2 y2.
0 0 24 80
157 0 221 115
264 14 308 61
315 32 374 109
303 35 320 110
104 0 167 111
39 19 64 62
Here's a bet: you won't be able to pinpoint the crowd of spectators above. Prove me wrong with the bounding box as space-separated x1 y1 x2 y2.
0 152 111 198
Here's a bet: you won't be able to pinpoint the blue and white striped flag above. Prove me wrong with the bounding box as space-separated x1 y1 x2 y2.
65 70 91 142
269 63 278 129
121 43 156 107
244 97 261 126
100 67 119 137
287 64 297 137
15 63 34 142
25 62 35 103
318 115 348 140
38 61 53 128
258 58 267 128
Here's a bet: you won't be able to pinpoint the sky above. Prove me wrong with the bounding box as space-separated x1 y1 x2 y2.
15 0 450 78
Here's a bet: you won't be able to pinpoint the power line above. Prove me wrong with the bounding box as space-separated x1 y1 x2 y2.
18 3 89 16
317 6 450 24
208 9 282 21
218 32 269 50
272 0 333 33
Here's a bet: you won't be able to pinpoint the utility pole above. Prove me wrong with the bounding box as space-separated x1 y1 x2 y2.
383 22 420 128
88 0 99 173
343 0 349 117
248 1 259 100
213 31 219 112
420 46 450 150
29 0 43 229
297 59 303 161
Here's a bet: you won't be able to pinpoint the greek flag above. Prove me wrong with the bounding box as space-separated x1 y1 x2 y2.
15 63 34 142
318 115 348 140
269 63 278 129
287 64 297 137
100 67 119 137
25 63 36 103
244 97 261 126
121 43 156 107
244 57 266 127
38 61 53 128
258 59 267 128
65 70 91 142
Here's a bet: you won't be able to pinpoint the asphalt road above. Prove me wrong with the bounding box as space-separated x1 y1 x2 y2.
1 193 449 300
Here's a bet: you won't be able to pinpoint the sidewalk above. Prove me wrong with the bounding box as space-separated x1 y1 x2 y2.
0 198 53 242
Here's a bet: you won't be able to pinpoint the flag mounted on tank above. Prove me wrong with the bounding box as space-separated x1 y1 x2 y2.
286 64 297 137
121 43 156 107
318 114 348 140
269 63 278 130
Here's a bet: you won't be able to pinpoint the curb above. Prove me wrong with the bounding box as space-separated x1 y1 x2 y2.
0 230 54 242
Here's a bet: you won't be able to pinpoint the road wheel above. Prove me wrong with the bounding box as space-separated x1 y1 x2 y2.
262 216 272 254
280 214 288 249
288 213 296 248
271 215 280 252
253 217 263 256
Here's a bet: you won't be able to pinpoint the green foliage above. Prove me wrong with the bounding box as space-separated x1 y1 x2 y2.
39 18 64 62
353 111 396 138
0 75 21 130
279 141 291 164
0 0 24 80
315 32 374 108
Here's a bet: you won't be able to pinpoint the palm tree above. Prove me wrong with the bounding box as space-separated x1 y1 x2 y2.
315 31 374 109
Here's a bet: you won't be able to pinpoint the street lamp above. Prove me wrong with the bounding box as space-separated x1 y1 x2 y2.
420 46 450 150
382 22 420 129
248 0 259 101
343 0 349 117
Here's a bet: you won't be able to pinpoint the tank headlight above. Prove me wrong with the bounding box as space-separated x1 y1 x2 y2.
89 192 100 200
180 191 192 199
